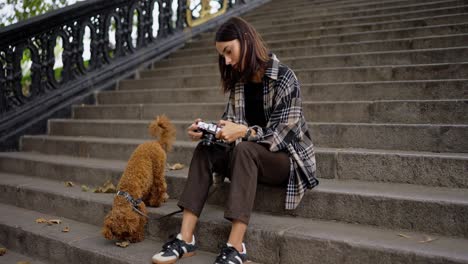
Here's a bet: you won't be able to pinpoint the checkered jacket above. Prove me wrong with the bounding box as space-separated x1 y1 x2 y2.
222 53 319 210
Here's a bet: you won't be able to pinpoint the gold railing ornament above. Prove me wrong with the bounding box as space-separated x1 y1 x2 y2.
186 0 228 27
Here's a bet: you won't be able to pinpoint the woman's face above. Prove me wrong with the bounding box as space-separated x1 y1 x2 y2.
215 39 241 71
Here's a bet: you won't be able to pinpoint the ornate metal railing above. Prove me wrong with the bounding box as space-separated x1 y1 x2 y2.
0 0 269 149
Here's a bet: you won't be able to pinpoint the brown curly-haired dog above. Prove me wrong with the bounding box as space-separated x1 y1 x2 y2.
102 115 176 243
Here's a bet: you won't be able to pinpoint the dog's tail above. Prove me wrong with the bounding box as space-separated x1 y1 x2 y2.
148 115 176 152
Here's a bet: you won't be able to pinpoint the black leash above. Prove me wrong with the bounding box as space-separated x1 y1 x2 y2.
155 183 222 220
117 181 223 220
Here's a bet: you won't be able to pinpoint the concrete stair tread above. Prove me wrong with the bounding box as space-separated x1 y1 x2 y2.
52 117 468 129
0 158 467 205
186 22 468 48
18 134 468 157
0 242 48 264
174 34 468 55
245 0 466 19
0 175 467 263
122 78 468 87
250 5 468 30
246 9 468 26
152 47 468 71
91 99 468 105
0 151 127 171
113 87 219 93
246 13 468 35
161 44 468 63
144 62 468 76
0 203 220 264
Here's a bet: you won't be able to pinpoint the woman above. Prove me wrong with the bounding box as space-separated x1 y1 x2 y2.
152 16 318 264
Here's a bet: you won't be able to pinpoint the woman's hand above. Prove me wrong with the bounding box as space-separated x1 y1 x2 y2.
187 118 203 141
216 120 248 143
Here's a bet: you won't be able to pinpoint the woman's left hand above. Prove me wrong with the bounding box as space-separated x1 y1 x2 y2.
217 120 248 143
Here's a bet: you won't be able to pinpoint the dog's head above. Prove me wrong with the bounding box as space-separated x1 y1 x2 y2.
102 197 147 243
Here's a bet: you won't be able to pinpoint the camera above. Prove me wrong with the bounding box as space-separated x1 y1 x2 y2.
196 121 224 146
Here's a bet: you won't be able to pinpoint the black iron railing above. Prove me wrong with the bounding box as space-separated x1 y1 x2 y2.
0 0 269 150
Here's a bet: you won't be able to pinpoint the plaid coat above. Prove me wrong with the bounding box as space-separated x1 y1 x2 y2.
222 53 319 210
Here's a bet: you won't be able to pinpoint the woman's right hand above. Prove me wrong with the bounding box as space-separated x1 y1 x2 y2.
187 118 203 141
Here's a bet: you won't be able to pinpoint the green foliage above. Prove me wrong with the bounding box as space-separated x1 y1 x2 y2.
1 0 73 27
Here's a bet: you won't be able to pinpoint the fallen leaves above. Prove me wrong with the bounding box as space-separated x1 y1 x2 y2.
398 233 411 239
93 180 117 193
16 261 30 264
64 181 74 187
0 247 6 256
62 226 70 233
35 218 48 224
35 218 62 226
167 163 184 170
419 235 438 243
81 185 90 192
115 241 130 248
397 233 437 244
48 219 62 225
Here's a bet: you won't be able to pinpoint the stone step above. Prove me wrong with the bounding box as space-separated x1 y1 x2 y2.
254 0 406 13
0 177 467 264
245 0 466 26
16 136 468 188
250 0 455 12
198 13 468 43
249 5 468 33
145 47 468 78
49 118 468 153
161 34 468 65
0 243 48 264
184 22 468 49
107 80 468 102
122 63 468 88
75 99 468 124
2 169 468 242
244 0 465 23
0 202 218 264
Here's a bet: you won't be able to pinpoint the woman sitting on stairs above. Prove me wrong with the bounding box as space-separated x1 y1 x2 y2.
152 16 318 264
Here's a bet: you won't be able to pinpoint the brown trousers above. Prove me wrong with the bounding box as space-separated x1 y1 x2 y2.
177 141 290 224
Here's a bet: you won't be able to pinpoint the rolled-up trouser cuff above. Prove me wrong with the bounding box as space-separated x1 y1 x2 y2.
224 210 250 225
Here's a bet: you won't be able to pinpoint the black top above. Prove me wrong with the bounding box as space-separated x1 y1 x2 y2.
244 82 267 127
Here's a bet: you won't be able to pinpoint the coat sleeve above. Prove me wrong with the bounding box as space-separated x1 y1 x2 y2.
248 69 304 152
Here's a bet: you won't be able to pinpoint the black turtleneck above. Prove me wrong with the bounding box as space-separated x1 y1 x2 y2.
244 82 267 127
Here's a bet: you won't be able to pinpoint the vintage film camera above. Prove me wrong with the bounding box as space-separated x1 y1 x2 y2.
196 121 227 147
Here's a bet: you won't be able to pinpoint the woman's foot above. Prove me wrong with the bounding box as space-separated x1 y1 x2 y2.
152 234 196 264
213 243 247 264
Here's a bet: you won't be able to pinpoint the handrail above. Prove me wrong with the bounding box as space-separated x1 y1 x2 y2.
0 0 270 150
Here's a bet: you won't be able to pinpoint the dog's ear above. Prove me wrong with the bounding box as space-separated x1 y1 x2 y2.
102 225 114 240
102 213 116 240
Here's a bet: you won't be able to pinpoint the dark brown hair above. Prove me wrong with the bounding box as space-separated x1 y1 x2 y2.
215 17 269 93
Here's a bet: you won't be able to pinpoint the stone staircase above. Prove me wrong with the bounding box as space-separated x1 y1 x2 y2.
1 0 468 263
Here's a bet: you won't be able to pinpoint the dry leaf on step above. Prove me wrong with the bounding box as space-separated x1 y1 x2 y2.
81 185 90 192
93 180 116 193
64 181 74 187
16 262 30 264
47 219 62 225
62 226 70 233
419 235 437 243
168 163 184 170
0 248 6 256
35 218 48 224
115 241 130 248
398 233 411 239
